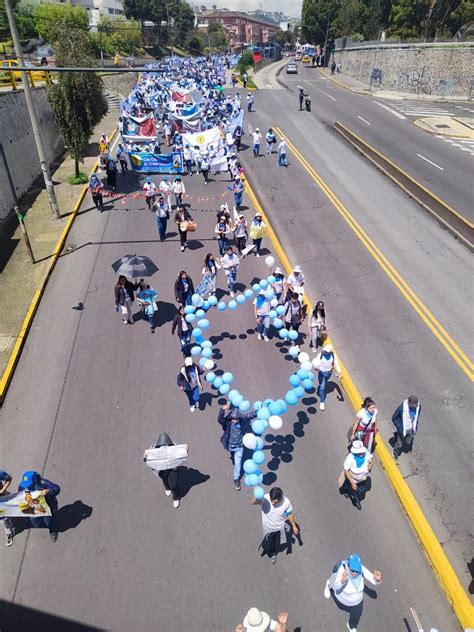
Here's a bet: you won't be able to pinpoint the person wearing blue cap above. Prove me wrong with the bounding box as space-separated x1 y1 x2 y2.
88 173 104 211
18 471 61 542
143 177 157 210
324 554 382 632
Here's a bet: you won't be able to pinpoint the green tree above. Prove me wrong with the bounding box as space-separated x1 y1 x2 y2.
14 0 38 39
172 0 195 43
34 2 88 43
336 0 367 35
48 28 108 177
186 32 205 54
301 0 340 44
0 0 19 31
208 20 228 49
388 0 429 38
236 49 253 74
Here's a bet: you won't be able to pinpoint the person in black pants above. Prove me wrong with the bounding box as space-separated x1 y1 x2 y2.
144 433 187 509
175 205 194 252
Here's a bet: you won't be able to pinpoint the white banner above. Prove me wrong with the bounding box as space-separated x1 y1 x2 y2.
182 126 222 150
0 490 52 518
144 444 189 471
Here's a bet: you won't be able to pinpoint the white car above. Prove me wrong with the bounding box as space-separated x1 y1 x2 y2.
286 62 298 74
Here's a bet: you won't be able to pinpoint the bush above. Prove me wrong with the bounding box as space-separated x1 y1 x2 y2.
68 172 89 185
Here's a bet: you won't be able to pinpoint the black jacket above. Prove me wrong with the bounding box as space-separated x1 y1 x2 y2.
171 313 194 336
217 407 258 451
174 277 195 304
114 281 135 306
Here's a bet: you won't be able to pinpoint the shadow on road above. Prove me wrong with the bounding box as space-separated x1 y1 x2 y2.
179 467 210 498
0 600 101 632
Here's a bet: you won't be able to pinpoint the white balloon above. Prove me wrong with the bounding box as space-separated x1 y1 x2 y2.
204 359 215 370
265 255 275 267
270 298 279 307
298 352 310 364
301 361 312 372
268 415 283 430
243 433 258 450
312 357 321 369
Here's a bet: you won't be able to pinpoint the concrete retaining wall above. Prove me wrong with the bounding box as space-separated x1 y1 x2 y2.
0 87 64 224
334 45 473 97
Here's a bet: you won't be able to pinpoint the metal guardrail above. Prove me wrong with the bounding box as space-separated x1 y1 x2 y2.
0 69 53 90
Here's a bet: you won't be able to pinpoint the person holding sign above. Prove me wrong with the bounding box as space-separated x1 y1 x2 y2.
144 433 189 509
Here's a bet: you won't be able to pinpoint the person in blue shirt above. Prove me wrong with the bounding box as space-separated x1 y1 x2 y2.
218 403 258 491
18 470 60 542
0 469 14 546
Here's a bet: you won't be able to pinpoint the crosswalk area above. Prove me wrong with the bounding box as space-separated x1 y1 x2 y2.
381 100 472 118
436 136 474 156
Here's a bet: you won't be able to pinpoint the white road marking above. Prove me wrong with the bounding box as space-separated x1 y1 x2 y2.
376 102 407 120
357 116 371 125
304 80 336 101
416 153 444 170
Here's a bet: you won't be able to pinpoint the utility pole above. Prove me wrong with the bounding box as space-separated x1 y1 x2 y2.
4 0 60 220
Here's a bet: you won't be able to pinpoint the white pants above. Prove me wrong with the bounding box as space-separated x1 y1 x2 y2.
120 299 133 322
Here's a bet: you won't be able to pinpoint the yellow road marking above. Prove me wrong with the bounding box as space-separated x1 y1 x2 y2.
274 125 473 381
244 172 474 630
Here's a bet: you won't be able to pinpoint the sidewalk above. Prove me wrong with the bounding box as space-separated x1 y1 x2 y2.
0 109 118 382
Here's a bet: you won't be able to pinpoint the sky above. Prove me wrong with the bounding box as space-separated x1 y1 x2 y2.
203 1 303 18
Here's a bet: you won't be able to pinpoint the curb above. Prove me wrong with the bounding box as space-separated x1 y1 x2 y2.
243 170 474 629
0 128 118 405
413 117 474 139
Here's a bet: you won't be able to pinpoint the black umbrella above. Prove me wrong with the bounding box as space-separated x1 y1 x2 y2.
111 254 158 278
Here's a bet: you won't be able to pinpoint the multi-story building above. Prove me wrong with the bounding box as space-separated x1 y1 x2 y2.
205 10 279 47
70 0 125 29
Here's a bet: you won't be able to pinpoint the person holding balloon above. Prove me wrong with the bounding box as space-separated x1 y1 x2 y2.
174 270 195 307
253 486 299 564
217 402 258 491
283 294 305 343
254 289 272 342
177 357 205 413
171 306 193 357
313 343 342 411
221 246 240 297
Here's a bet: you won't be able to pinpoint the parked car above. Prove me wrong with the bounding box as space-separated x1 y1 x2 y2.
295 52 302 61
286 62 298 74
0 59 48 82
302 54 311 64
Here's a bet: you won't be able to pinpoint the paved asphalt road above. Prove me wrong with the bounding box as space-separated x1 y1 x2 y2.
277 64 474 221
0 148 459 628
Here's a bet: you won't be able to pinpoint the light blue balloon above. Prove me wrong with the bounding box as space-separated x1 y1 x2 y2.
228 389 239 400
301 361 312 372
276 305 286 315
199 357 207 367
208 295 218 306
277 399 288 414
265 288 274 300
294 385 305 398
244 289 254 298
184 305 195 314
269 400 283 416
255 437 264 450
289 346 299 357
257 407 270 421
190 345 201 355
191 294 201 306
239 400 250 412
285 390 298 405
202 301 210 311
244 475 253 487
253 400 262 411
252 283 260 292
247 473 259 486
256 473 264 485
243 459 258 474
193 328 202 338
213 376 223 389
252 450 265 465
259 279 268 289
236 294 246 304
201 340 212 349
228 300 237 310
219 383 230 394
297 369 308 380
222 372 234 384
185 313 196 323
232 394 244 406
197 319 210 329
201 348 212 358
306 371 315 381
289 374 300 387
303 378 313 390
251 419 266 435
254 486 265 499
268 309 277 319
279 328 289 339
218 302 226 311
267 275 276 283
206 371 215 382
288 330 299 341
273 318 283 329
264 399 272 406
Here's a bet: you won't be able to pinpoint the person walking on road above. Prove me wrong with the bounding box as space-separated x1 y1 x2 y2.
340 440 373 510
105 154 118 191
159 175 173 211
254 290 272 342
175 205 195 252
235 608 288 632
283 294 304 341
200 153 210 184
89 173 105 211
116 143 128 172
234 214 248 254
18 470 60 543
349 397 378 453
183 144 193 175
266 128 276 155
218 403 257 490
391 395 421 460
215 215 232 256
277 138 288 167
253 487 299 564
137 284 158 333
286 266 305 303
196 253 219 297
172 176 186 208
174 271 194 306
233 125 242 152
0 469 14 547
308 300 326 352
252 128 262 157
231 176 245 211
172 306 193 357
272 267 286 304
144 432 188 509
249 213 267 257
143 177 157 210
114 275 135 324
313 343 341 411
153 196 169 242
246 93 254 112
298 86 304 111
242 72 248 88
324 553 382 632
177 357 204 412
221 246 239 296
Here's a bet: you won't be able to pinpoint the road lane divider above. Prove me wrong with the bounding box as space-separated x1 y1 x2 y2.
333 121 473 251
0 129 118 405
274 125 474 381
243 167 474 631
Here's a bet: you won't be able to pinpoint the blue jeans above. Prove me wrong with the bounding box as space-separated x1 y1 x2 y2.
156 217 167 240
30 515 54 531
253 238 262 254
230 446 243 480
217 237 228 255
186 159 193 174
227 270 237 292
253 143 260 157
185 385 200 406
145 311 156 329
180 331 192 356
256 315 270 336
234 191 243 209
318 370 332 403
278 153 287 166
183 293 192 306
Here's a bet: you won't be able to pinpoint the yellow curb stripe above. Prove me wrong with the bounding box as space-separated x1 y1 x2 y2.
244 170 474 630
0 128 118 404
273 126 473 380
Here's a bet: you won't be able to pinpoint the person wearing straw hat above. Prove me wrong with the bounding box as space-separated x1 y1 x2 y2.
340 440 373 510
324 553 382 632
235 608 288 632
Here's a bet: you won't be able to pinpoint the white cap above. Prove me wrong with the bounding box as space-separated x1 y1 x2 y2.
322 343 333 353
184 357 193 367
351 440 367 454
293 265 302 273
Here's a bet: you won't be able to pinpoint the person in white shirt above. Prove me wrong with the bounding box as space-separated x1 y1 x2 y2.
159 176 173 211
234 214 248 254
252 487 298 564
172 176 186 208
253 290 271 341
324 553 381 632
221 246 239 296
308 300 326 352
252 128 262 157
349 397 378 453
340 440 373 510
246 92 254 111
235 608 288 632
286 266 305 303
271 267 286 303
183 144 193 175
313 343 341 411
143 177 157 210
265 128 276 154
277 138 288 167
